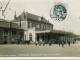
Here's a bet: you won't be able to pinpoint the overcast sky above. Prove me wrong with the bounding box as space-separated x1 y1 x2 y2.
0 0 80 35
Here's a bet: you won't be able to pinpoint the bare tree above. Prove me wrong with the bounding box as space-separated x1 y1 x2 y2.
0 0 10 18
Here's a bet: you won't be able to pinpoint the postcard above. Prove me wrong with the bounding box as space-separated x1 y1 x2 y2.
0 0 80 59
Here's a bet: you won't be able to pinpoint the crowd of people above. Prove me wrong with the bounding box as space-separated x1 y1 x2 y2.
35 40 71 47
15 38 72 47
58 40 71 47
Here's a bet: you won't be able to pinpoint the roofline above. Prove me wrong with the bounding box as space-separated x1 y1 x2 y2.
27 18 53 25
26 12 41 17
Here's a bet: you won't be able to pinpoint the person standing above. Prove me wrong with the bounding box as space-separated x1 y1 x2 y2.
68 40 70 46
59 40 61 46
49 40 51 46
39 38 42 46
36 41 38 46
43 41 45 46
62 40 64 47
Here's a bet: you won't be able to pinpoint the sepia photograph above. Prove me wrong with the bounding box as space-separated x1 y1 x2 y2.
0 0 80 59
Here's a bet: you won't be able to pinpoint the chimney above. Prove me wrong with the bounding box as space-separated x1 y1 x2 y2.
41 15 43 20
21 11 25 20
14 11 17 20
10 22 12 28
25 12 28 20
23 10 25 19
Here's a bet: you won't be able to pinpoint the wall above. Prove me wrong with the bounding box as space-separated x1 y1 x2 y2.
21 21 28 30
28 21 53 31
28 28 35 42
24 31 28 41
0 29 4 44
12 22 20 26
8 30 12 44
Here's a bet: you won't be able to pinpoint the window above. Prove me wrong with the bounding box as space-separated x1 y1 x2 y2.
36 24 38 28
12 31 16 35
19 32 23 38
46 25 47 30
41 25 44 30
28 22 30 28
47 25 50 30
39 24 41 28
37 24 40 28
28 22 32 28
43 25 46 30
48 26 50 30
50 27 51 30
50 26 53 30
4 30 8 35
36 24 40 28
20 32 23 35
32 23 36 28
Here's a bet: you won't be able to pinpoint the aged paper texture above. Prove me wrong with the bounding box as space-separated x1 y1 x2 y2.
0 0 80 59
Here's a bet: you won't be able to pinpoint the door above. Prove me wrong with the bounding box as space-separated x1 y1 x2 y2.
29 33 32 41
4 36 8 44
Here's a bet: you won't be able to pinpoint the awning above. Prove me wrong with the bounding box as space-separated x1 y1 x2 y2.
35 30 50 33
35 29 73 35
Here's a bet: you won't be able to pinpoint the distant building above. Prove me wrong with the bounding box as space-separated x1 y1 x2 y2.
75 35 80 41
12 11 76 44
0 19 24 44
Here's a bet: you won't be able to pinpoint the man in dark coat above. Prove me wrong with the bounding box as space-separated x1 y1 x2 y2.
49 40 51 46
68 40 70 46
59 40 61 46
62 40 64 47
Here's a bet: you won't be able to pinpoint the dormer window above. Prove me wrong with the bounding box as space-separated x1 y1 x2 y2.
38 17 41 21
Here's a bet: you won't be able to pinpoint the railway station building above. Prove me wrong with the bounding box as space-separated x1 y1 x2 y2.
0 11 77 44
12 11 76 44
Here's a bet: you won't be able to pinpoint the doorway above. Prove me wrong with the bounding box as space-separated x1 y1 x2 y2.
29 33 32 41
4 36 8 44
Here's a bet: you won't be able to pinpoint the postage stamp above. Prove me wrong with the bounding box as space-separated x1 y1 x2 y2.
50 2 67 21
0 0 80 59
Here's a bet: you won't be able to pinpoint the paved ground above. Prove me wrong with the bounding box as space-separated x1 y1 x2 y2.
0 42 80 57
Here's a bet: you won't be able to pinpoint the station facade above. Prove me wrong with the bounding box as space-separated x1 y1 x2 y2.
12 11 76 44
0 11 77 44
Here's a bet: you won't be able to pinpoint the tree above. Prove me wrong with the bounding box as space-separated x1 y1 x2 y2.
0 0 10 18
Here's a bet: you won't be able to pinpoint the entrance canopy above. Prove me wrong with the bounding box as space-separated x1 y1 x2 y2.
35 30 50 33
50 30 71 35
35 29 72 35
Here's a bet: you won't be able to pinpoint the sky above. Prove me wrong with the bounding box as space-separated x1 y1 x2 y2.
0 0 80 35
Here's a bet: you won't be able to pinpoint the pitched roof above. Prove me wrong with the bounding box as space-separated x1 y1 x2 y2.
27 12 53 25
27 12 39 21
0 18 23 30
0 18 7 22
16 12 53 25
10 22 23 30
0 19 10 28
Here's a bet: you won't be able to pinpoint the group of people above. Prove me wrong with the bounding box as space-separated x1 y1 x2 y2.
58 40 71 47
35 40 71 47
35 41 45 46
